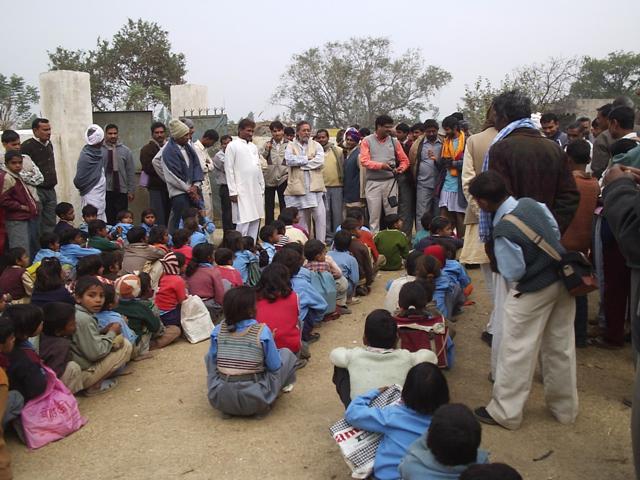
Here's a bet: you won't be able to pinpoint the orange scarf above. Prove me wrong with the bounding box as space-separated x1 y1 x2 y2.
441 131 465 176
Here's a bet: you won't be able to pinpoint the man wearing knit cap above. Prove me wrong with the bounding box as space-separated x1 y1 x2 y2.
152 119 204 233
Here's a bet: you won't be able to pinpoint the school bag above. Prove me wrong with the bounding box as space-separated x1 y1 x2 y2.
394 311 453 369
180 295 215 343
21 366 87 449
247 260 262 287
309 270 337 316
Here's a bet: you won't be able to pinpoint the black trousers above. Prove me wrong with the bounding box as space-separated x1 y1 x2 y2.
397 172 415 239
219 184 235 232
265 181 287 225
332 366 351 409
105 191 128 225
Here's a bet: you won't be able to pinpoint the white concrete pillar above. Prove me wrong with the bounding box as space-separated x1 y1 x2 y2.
39 71 92 212
170 84 208 118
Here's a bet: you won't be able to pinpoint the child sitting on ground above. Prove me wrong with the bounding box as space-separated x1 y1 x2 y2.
424 245 465 318
259 225 279 264
437 242 472 299
214 248 243 291
0 317 23 453
255 263 302 359
121 226 165 274
100 250 123 282
278 208 308 244
340 218 374 296
109 210 134 243
305 239 350 314
179 207 215 240
374 214 410 271
39 302 83 393
272 220 290 250
345 363 450 480
399 404 488 479
413 211 433 249
184 217 208 247
172 229 193 265
78 204 98 237
205 286 298 418
95 283 138 352
34 232 74 268
87 220 121 251
154 252 187 348
0 248 32 303
148 225 171 253
385 250 423 313
415 254 454 319
224 230 259 285
328 231 360 304
30 258 75 307
3 305 47 402
330 309 437 407
59 228 101 268
343 208 383 268
416 216 464 255
185 243 225 321
53 202 76 238
71 276 133 396
140 208 157 236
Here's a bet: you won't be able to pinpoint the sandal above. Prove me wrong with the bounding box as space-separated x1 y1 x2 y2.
84 378 119 397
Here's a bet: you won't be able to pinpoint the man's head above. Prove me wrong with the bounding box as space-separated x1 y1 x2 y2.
374 114 394 139
315 129 330 147
363 309 397 349
344 128 361 149
591 118 602 138
566 121 583 144
169 119 190 146
220 135 232 151
150 121 166 145
32 118 51 142
577 116 591 138
613 96 635 109
1 130 20 151
469 171 510 213
201 129 220 148
284 126 295 141
608 106 636 139
296 121 311 143
492 90 532 130
596 103 613 131
181 118 195 140
566 139 591 170
269 121 284 142
540 113 560 138
426 404 482 467
442 115 460 139
104 124 118 145
423 119 439 142
410 122 425 140
238 118 256 142
395 123 410 142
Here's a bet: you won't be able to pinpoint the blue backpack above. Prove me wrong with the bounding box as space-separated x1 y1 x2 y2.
309 270 337 316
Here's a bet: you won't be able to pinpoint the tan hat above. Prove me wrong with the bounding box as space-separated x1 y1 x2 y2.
169 119 189 140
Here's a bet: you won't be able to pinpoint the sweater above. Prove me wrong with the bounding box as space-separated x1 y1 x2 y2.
59 244 102 268
186 265 225 305
39 334 73 378
96 310 138 345
121 243 164 274
0 266 27 300
173 245 193 265
21 138 57 189
217 265 243 291
343 146 361 203
494 198 564 293
345 389 433 480
327 250 360 290
256 293 301 353
0 173 38 221
5 342 48 401
31 286 75 307
560 172 600 254
357 228 380 261
442 260 471 289
330 346 437 399
33 248 74 267
140 140 167 191
155 274 187 312
114 299 161 337
88 235 120 252
375 230 410 271
70 305 117 370
399 432 489 480
217 321 265 375
291 267 329 324
349 239 374 286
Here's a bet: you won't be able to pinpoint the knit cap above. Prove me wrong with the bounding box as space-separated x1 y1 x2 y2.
169 119 189 140
114 274 141 300
160 252 180 275
424 244 446 267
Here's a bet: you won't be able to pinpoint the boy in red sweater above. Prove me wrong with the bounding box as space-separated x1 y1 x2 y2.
154 252 187 348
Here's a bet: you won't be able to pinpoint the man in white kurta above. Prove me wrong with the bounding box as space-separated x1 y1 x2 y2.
224 119 265 239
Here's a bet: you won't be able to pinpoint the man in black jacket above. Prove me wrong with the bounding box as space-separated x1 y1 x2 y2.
603 164 640 480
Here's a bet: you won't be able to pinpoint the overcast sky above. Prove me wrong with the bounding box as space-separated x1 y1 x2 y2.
4 0 639 124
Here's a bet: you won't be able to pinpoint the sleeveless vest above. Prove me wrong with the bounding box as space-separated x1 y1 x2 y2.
364 134 396 181
216 322 265 375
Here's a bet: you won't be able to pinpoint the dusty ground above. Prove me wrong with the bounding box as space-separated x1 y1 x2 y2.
9 269 634 479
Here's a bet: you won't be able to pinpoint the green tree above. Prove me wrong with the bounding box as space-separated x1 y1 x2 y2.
48 18 186 111
458 76 501 133
273 37 451 128
0 74 39 130
570 51 640 100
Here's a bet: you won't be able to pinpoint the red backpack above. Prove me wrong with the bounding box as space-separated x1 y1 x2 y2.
394 311 450 368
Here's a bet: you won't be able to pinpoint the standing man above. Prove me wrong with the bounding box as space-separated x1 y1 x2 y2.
102 124 136 225
591 103 613 179
261 121 288 225
21 117 57 234
438 115 468 238
342 128 364 210
75 125 107 220
394 123 415 238
359 115 409 232
577 116 594 142
212 135 234 232
409 119 441 232
140 122 170 226
193 129 220 220
284 121 326 241
540 113 568 148
609 106 638 141
316 129 343 242
225 119 265 239
153 120 203 233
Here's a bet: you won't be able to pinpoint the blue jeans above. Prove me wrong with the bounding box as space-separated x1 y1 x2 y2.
2 390 24 428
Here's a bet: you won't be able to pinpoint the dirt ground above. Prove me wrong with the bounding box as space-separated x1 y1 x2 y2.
9 269 635 480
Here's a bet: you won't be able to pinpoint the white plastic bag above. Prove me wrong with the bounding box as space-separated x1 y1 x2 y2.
180 295 214 343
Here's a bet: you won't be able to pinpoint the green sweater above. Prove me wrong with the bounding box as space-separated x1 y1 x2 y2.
70 305 116 369
88 235 120 251
114 299 161 337
374 229 410 271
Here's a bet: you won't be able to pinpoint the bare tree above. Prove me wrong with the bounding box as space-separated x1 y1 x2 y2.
0 74 39 130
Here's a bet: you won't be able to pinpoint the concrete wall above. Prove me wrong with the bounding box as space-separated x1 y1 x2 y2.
39 70 93 211
170 84 208 118
92 111 153 170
